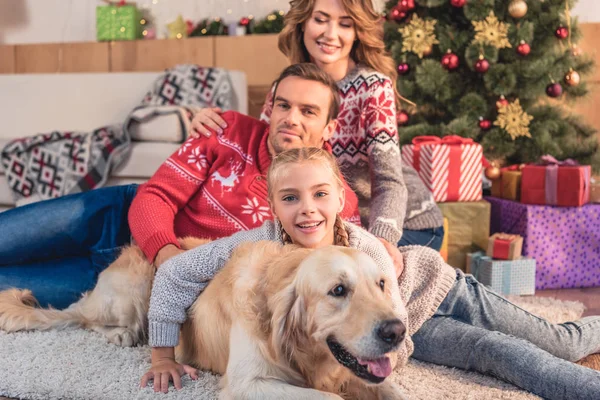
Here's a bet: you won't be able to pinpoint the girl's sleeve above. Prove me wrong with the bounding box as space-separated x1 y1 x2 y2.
361 78 408 244
147 222 276 347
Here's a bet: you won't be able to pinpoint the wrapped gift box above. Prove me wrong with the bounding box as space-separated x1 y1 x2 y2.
591 182 600 203
437 201 490 271
96 4 142 41
402 135 483 202
467 252 536 296
486 233 523 260
487 196 600 289
491 169 522 201
520 163 591 207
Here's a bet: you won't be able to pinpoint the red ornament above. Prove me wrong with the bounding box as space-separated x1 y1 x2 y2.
474 57 490 73
517 41 531 56
239 17 250 26
441 51 460 71
397 63 410 75
496 96 509 109
397 110 410 126
399 0 415 11
389 6 408 22
546 82 563 98
479 118 492 131
555 26 569 39
450 0 466 7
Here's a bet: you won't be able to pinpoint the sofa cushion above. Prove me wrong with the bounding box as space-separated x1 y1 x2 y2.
112 142 181 178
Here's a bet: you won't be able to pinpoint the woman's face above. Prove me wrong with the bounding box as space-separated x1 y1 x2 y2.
270 161 345 249
303 0 357 70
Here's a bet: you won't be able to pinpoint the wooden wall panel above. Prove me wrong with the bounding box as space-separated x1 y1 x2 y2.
15 43 62 73
248 85 271 119
110 37 214 72
60 42 110 72
215 34 289 86
0 45 15 73
578 23 600 83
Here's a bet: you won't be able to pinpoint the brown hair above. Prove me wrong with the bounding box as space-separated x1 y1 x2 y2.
278 0 402 109
272 63 340 122
267 147 350 247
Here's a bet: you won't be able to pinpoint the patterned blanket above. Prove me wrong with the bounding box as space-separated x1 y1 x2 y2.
1 65 236 206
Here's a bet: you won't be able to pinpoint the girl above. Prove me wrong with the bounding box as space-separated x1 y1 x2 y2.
141 147 600 399
190 0 445 253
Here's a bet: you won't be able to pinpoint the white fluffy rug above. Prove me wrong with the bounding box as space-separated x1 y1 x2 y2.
0 296 586 400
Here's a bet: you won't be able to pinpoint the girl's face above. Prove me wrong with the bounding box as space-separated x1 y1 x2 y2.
270 161 345 249
303 0 357 72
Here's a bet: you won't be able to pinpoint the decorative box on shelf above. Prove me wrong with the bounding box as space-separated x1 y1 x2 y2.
487 196 600 290
96 3 143 42
467 251 536 296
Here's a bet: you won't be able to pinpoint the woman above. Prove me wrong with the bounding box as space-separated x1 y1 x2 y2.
191 0 445 253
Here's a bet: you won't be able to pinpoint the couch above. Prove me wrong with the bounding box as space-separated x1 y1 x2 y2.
0 70 248 212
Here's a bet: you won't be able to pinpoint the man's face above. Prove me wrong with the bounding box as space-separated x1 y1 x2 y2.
268 76 337 155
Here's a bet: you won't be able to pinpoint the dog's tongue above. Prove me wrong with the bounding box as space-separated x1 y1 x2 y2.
357 357 392 378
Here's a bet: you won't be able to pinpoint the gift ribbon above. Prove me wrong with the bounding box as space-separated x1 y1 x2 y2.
538 155 580 205
102 0 127 5
411 135 476 201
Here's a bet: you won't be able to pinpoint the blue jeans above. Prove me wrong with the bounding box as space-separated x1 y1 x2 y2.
412 270 600 399
398 226 444 251
0 184 138 309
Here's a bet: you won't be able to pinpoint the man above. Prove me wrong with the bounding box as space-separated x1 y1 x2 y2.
0 63 360 309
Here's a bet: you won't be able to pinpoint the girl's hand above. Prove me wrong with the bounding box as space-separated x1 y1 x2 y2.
140 353 198 392
378 238 404 279
189 107 227 138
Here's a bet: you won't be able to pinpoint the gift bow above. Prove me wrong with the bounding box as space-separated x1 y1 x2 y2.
539 154 579 166
102 0 127 6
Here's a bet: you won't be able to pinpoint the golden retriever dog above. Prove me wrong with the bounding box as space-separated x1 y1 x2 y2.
0 239 408 399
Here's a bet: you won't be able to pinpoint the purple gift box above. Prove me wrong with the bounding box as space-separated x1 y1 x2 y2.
486 196 600 289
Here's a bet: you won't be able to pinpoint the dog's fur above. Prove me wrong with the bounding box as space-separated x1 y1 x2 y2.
0 239 408 399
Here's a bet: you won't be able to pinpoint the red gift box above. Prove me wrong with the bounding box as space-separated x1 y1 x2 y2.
520 156 591 207
486 233 523 260
401 135 483 202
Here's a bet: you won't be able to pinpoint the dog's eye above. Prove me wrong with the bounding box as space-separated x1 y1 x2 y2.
379 279 385 292
329 284 347 297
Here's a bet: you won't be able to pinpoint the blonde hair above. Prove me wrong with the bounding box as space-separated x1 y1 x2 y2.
267 147 350 247
278 0 402 109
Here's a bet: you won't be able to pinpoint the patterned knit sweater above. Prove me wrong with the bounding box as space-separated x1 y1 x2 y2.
148 220 457 368
128 111 360 262
261 65 443 236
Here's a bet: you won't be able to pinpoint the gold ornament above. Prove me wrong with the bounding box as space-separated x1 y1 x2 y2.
508 0 528 19
399 16 439 58
167 15 187 39
472 11 512 49
493 99 533 140
485 165 502 180
564 69 581 86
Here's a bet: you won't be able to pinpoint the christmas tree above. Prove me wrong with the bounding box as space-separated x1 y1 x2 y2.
384 0 599 171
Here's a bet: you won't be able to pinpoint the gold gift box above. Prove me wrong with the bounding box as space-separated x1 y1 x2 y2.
491 170 522 201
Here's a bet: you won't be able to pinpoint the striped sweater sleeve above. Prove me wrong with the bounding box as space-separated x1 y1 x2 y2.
148 221 278 347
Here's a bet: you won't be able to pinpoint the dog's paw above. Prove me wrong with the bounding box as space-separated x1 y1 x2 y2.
106 327 136 347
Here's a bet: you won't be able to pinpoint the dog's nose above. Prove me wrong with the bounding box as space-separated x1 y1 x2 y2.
376 319 405 346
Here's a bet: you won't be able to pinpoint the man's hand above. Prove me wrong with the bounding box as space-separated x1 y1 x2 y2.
378 238 404 279
154 244 185 268
140 347 198 393
189 107 227 138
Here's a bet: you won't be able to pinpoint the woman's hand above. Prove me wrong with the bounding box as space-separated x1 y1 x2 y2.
140 348 198 393
378 238 404 279
189 107 227 138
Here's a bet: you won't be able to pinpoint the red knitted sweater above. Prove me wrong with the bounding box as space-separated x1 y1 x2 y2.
128 111 360 262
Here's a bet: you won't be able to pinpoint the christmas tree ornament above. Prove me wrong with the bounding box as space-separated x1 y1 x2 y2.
399 15 439 58
397 62 410 75
571 44 583 56
516 40 530 56
472 11 512 49
496 95 509 109
397 110 410 125
441 50 460 71
508 0 528 19
479 117 492 131
564 69 581 86
555 26 569 39
167 15 188 39
546 82 563 98
493 99 533 140
422 45 433 56
484 165 502 180
399 0 415 11
474 56 490 73
390 5 408 22
450 0 466 7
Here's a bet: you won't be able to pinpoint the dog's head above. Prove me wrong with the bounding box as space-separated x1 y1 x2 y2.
270 246 407 385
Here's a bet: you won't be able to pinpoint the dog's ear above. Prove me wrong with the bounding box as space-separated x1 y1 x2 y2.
269 281 307 364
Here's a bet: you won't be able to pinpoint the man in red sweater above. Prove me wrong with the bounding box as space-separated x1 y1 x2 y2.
128 62 361 267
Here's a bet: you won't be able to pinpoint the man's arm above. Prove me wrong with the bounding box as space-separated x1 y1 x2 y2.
128 136 216 264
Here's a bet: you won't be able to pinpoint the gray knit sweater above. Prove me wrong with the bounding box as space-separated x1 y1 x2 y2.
148 221 456 366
